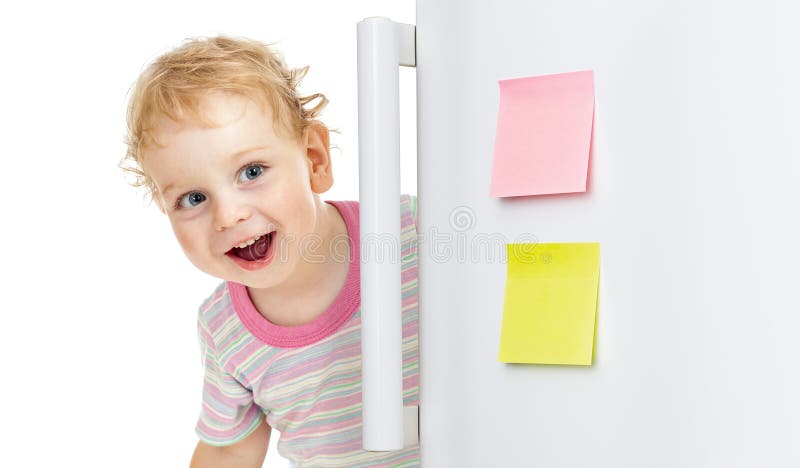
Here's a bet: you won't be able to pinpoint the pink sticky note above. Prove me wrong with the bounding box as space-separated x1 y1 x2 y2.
490 70 595 198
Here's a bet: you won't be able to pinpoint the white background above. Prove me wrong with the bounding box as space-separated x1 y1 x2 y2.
0 1 415 466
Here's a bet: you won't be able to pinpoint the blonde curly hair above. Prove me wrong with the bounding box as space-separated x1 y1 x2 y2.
120 35 330 206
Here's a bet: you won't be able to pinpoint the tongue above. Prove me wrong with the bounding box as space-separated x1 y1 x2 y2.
233 233 271 261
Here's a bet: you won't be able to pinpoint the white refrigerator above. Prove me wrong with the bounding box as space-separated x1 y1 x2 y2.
360 1 800 467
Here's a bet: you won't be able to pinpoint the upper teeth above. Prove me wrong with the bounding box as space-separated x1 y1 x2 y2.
237 234 263 249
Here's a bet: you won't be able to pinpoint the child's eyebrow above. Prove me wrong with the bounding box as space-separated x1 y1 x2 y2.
161 145 272 197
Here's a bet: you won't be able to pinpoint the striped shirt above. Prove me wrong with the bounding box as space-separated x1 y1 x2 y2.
196 194 420 467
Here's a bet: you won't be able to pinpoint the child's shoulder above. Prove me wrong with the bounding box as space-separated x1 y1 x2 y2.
400 193 416 208
330 194 416 228
400 193 418 227
197 280 232 327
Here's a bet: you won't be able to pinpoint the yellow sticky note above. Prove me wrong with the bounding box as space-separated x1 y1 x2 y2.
498 242 600 366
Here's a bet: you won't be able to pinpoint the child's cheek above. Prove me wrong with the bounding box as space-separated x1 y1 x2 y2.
173 225 203 257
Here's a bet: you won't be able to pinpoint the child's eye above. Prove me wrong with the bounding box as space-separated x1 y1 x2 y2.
238 164 265 183
175 192 206 210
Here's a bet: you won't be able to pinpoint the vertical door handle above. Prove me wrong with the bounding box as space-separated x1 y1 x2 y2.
357 17 416 451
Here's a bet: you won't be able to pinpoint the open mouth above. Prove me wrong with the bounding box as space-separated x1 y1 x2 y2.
226 231 275 262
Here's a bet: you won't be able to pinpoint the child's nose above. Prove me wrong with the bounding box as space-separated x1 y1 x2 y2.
214 201 252 231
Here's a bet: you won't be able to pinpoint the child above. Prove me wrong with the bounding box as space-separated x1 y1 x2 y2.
120 35 420 467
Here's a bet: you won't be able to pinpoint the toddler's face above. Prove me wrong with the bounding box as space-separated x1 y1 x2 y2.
142 91 333 287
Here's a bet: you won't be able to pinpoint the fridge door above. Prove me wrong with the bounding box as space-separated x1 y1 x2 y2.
416 1 800 466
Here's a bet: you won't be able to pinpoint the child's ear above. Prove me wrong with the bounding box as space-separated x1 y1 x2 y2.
304 121 333 194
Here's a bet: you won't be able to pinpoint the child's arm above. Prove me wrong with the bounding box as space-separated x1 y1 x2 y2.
189 415 271 468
